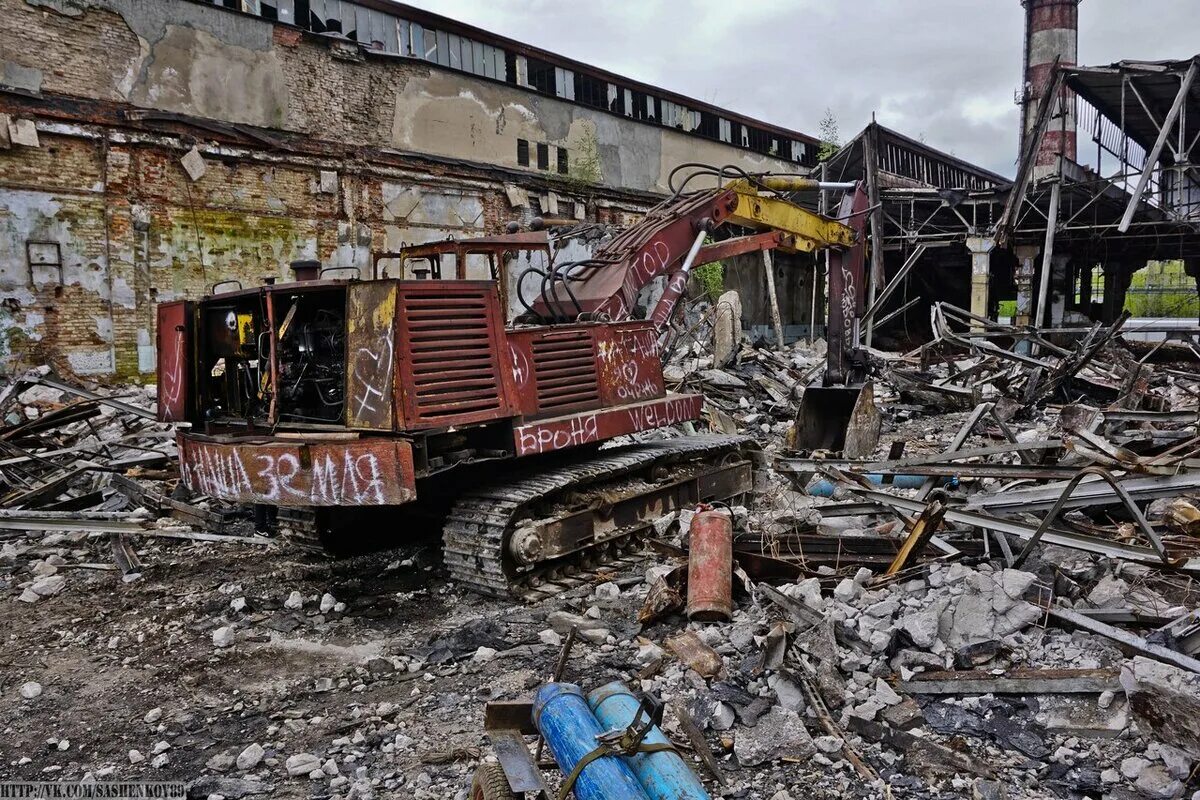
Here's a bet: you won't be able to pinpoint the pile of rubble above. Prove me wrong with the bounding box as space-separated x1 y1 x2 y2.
618 299 1200 798
4 306 1200 799
0 368 262 603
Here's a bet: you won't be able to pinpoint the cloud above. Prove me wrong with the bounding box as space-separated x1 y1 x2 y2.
410 0 1200 178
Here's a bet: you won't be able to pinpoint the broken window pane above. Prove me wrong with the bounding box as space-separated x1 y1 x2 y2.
661 99 688 130
527 57 555 94
308 0 344 34
422 26 437 60
554 67 575 100
398 19 410 55
575 73 606 110
260 0 294 23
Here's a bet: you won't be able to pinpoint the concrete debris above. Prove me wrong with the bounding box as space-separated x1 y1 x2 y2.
1121 656 1200 758
284 752 322 777
732 707 815 766
211 626 236 648
3 299 1200 800
234 743 263 772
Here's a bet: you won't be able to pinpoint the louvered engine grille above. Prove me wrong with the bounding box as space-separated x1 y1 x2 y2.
532 331 600 414
398 290 504 424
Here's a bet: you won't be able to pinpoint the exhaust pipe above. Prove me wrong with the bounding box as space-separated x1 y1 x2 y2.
290 259 321 282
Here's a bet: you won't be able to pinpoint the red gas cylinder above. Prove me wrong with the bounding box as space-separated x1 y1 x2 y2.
687 506 733 622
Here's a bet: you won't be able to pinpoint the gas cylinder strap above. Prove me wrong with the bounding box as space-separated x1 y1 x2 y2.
556 742 676 800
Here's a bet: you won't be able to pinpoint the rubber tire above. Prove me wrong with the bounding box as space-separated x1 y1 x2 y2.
470 764 517 800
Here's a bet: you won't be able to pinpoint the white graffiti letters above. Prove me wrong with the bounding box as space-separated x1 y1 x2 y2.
625 397 696 430
840 265 856 339
509 343 531 388
182 443 394 506
310 452 386 506
517 414 599 455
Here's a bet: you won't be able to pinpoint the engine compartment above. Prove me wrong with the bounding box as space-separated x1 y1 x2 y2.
198 286 347 426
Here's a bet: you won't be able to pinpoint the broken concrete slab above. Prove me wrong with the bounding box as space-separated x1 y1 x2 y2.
1121 656 1200 758
732 707 815 767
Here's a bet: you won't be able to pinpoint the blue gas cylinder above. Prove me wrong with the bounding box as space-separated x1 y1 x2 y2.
587 681 711 800
532 682 650 800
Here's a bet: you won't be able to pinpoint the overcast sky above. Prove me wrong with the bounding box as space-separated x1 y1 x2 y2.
406 0 1200 178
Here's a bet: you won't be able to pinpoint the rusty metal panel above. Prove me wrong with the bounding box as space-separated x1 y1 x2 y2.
346 281 399 430
503 331 539 415
826 187 868 384
527 325 600 416
595 321 665 407
177 433 416 507
394 281 516 429
156 300 193 423
513 393 702 456
531 188 738 320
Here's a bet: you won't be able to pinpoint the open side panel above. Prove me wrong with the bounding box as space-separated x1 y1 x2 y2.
156 300 194 423
345 280 398 430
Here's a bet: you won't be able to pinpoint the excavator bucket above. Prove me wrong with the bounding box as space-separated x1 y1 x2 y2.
792 381 881 458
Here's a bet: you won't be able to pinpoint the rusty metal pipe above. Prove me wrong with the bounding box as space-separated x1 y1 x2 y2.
686 508 733 622
754 177 857 192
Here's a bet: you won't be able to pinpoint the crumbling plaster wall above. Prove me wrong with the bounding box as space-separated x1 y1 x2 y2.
0 0 787 377
390 69 798 195
3 0 799 193
0 127 511 377
14 0 288 127
0 134 114 375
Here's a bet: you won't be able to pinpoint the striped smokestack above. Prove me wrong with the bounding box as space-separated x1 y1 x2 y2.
1021 0 1079 176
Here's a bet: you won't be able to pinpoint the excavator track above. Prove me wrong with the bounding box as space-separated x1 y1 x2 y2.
442 435 753 600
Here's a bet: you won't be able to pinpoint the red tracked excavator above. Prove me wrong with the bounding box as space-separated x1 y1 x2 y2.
156 167 877 598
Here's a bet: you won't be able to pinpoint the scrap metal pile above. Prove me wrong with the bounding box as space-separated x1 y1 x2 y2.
602 303 1200 798
0 368 261 593
5 304 1200 798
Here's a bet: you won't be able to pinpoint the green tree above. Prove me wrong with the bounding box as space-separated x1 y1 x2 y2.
817 108 841 161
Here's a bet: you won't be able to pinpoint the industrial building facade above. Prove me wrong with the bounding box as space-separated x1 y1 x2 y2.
0 0 816 378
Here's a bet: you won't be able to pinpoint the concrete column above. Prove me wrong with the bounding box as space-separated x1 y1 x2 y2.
1102 261 1136 322
1049 254 1070 326
1078 262 1093 315
1101 263 1121 323
1013 244 1039 327
966 236 996 329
